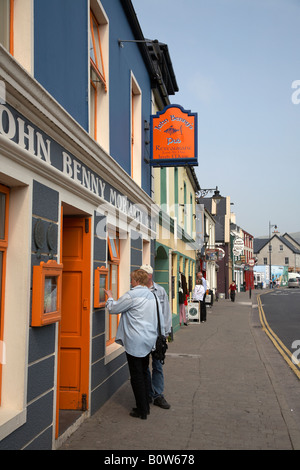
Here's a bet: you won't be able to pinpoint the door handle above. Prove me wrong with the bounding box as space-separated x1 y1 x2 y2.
83 298 89 310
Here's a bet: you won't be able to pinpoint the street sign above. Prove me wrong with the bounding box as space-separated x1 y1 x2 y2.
248 258 255 267
150 104 198 167
217 247 225 260
233 237 244 253
205 249 218 261
235 260 243 266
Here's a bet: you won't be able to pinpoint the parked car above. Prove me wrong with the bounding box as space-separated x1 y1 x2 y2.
288 278 300 288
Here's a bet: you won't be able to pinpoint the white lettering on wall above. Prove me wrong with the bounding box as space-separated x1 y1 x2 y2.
0 103 153 230
0 105 16 139
36 132 51 164
62 151 106 199
0 104 51 164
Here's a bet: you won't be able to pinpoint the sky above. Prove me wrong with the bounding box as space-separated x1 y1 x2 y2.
132 0 300 238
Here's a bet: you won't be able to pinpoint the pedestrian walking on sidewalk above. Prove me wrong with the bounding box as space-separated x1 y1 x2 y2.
192 278 206 322
197 272 207 320
140 264 172 410
105 269 164 420
229 281 237 302
179 271 188 326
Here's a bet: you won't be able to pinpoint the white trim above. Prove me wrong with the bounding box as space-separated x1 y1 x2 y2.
13 0 34 74
130 71 142 187
0 409 27 441
104 342 124 365
0 182 31 441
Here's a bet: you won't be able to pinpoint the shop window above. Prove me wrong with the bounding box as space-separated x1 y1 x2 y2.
89 8 107 141
94 266 108 308
106 232 120 346
0 0 13 53
90 10 106 89
31 260 63 327
0 185 9 404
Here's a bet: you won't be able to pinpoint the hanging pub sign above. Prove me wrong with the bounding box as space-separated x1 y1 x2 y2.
150 104 198 167
205 249 219 261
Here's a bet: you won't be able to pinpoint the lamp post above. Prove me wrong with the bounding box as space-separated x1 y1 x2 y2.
196 186 222 203
269 221 277 288
204 232 209 246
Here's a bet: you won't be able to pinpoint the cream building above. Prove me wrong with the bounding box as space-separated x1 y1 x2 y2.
153 164 200 333
254 234 300 272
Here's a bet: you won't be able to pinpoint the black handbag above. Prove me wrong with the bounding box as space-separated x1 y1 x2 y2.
152 293 168 364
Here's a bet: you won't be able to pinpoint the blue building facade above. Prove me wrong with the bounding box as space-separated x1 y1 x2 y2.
33 0 153 194
0 0 177 449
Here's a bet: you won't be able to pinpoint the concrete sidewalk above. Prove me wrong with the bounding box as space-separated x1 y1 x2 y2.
59 292 300 450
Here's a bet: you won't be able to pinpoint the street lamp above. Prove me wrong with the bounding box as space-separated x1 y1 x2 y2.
204 232 209 246
269 221 277 288
196 186 222 203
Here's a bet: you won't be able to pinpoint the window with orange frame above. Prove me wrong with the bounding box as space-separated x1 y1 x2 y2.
89 9 107 140
106 232 120 346
0 184 9 403
90 10 106 89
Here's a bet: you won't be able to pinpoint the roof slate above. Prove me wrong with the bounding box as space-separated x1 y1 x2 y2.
254 235 300 254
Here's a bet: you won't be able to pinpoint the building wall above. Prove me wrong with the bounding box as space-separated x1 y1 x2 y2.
153 166 196 240
154 210 197 333
212 197 231 297
34 0 89 130
216 244 230 297
33 0 152 196
0 0 158 448
0 89 157 447
256 237 300 270
101 0 152 194
203 209 217 293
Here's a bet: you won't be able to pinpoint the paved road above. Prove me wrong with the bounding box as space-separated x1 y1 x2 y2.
59 292 300 452
260 288 300 354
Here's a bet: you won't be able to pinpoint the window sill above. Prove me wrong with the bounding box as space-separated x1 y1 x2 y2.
0 408 26 442
105 342 124 365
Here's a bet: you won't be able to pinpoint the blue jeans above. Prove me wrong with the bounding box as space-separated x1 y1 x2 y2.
147 354 164 400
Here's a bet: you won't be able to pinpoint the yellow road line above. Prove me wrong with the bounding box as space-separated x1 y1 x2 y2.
257 293 300 380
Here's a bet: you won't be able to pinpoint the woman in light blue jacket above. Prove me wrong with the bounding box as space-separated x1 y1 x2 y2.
105 269 164 420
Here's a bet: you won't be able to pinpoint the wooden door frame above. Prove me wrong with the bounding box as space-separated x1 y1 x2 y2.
55 210 91 439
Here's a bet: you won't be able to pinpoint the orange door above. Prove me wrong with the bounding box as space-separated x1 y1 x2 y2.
59 217 91 410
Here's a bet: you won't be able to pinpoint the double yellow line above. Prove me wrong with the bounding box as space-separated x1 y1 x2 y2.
257 293 300 380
